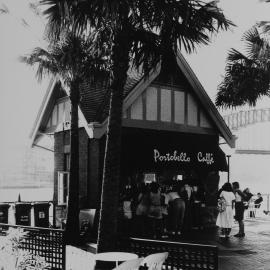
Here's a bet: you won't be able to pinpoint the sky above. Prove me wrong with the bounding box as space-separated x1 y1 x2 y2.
185 0 270 102
0 0 49 170
1 0 270 175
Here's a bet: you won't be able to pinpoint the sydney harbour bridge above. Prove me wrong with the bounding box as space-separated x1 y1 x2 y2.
222 107 270 155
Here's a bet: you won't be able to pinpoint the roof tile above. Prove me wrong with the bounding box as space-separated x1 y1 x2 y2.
79 67 144 123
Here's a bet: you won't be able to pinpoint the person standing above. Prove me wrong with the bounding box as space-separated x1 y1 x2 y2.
192 185 204 230
232 181 246 237
254 193 263 207
135 184 150 236
148 182 163 239
121 188 133 236
216 182 235 238
182 182 193 232
165 183 185 236
243 188 253 210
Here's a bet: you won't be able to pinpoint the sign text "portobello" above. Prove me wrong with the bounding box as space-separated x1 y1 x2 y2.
154 149 191 163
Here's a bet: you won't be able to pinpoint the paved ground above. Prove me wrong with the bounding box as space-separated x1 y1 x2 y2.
178 213 270 270
218 216 270 270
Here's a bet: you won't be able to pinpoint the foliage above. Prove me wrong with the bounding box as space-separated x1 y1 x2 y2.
216 26 270 108
41 0 233 75
20 31 111 89
0 228 50 270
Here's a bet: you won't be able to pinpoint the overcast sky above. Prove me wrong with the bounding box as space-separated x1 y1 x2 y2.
1 0 270 171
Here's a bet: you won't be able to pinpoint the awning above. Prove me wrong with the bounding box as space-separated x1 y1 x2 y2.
121 128 228 173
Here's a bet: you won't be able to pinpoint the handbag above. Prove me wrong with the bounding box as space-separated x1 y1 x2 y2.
217 197 226 213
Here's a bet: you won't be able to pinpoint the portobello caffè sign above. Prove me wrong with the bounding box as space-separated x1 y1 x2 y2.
153 149 214 165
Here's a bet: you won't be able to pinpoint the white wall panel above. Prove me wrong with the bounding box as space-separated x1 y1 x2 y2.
161 89 171 122
131 95 143 120
200 111 212 128
146 87 157 121
52 106 58 126
187 94 197 126
65 101 71 122
174 91 185 124
46 117 51 128
58 102 64 123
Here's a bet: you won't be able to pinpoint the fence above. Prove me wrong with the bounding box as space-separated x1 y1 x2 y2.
0 223 65 270
127 237 218 270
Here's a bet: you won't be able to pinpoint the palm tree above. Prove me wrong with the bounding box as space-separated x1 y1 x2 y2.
41 0 232 252
216 27 270 108
21 32 110 245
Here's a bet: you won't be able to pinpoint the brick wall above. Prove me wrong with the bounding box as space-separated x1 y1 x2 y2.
54 128 90 210
88 139 100 208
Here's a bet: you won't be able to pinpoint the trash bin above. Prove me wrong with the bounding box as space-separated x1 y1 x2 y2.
15 203 32 226
33 202 50 228
0 203 10 224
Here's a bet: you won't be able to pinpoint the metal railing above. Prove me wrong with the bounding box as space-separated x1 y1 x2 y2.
0 223 65 270
223 108 270 131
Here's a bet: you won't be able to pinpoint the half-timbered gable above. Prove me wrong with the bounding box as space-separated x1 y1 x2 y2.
122 79 213 135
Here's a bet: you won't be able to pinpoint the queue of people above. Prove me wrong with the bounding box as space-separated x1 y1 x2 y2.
119 180 205 239
120 179 264 240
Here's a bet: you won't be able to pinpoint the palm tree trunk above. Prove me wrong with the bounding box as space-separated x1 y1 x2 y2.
97 22 131 252
160 20 177 79
64 80 80 245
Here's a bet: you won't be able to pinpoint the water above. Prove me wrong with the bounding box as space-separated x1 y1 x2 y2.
0 187 53 203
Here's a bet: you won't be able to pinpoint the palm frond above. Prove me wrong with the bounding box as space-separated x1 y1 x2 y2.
20 47 59 82
227 48 250 63
140 0 234 54
257 21 270 34
130 28 160 75
21 29 111 87
216 55 270 108
241 27 266 59
41 0 120 41
41 0 72 40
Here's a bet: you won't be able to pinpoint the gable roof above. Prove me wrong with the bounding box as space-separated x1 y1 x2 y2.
79 67 144 123
175 53 234 147
30 52 235 148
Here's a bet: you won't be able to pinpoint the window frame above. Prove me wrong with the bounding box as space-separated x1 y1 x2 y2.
57 171 69 205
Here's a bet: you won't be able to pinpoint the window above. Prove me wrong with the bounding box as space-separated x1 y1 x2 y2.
144 173 156 184
64 153 70 171
58 172 69 205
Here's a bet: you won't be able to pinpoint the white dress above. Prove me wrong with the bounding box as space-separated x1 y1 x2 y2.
216 191 235 228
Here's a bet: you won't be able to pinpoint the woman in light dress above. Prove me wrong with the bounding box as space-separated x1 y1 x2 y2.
216 182 235 238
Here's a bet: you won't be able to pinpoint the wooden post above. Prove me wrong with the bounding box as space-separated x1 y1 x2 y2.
226 155 231 183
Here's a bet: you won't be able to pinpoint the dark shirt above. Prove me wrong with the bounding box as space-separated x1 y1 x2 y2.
244 192 253 202
254 197 263 205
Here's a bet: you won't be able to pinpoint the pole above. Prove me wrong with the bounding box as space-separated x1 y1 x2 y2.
227 155 231 183
267 194 269 212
